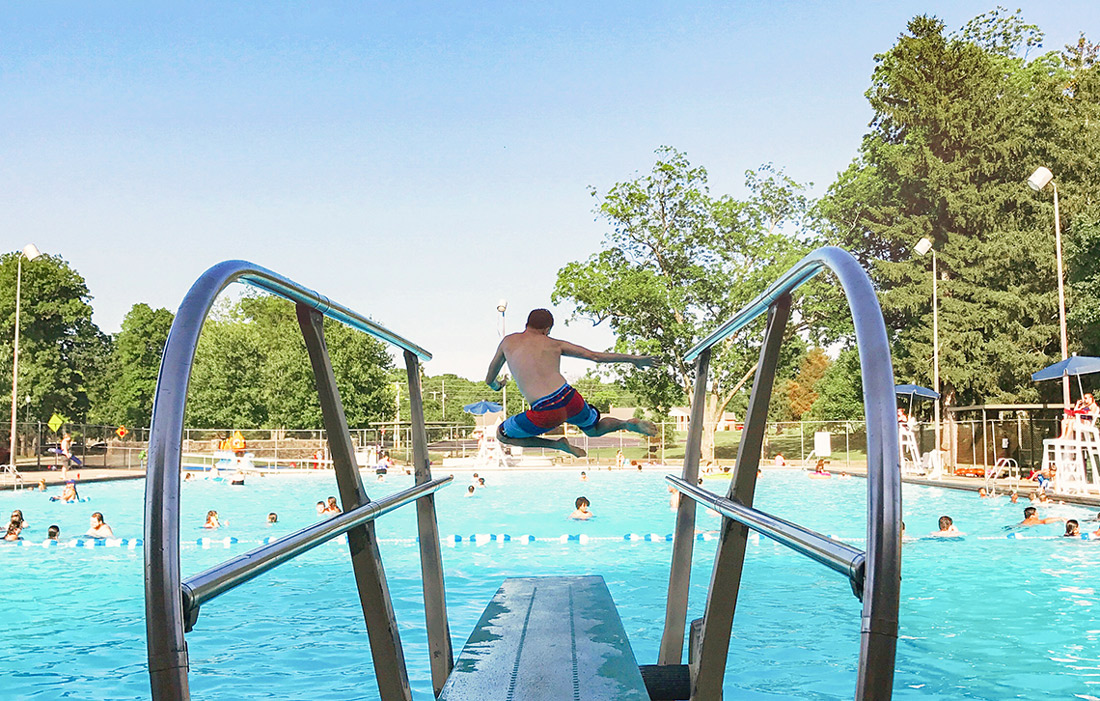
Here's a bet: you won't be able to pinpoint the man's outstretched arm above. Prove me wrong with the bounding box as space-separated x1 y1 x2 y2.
558 340 657 368
485 343 507 390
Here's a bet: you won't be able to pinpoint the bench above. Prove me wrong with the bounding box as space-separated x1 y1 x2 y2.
439 575 651 700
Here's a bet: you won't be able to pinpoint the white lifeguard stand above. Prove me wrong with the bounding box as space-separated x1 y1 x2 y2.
899 424 923 476
1043 420 1100 495
474 419 509 468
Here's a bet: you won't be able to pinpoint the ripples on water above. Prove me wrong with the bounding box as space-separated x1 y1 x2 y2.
1 469 1098 699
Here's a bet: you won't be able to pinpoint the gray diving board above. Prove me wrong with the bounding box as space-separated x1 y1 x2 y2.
440 576 650 700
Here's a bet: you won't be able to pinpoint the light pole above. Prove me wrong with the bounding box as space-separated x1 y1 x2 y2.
496 299 508 414
1028 166 1071 408
914 238 941 459
9 244 42 472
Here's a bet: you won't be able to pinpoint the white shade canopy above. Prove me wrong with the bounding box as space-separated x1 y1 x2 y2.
914 238 933 256
1027 166 1053 192
22 243 42 260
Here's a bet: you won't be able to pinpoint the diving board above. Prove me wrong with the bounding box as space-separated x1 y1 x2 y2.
440 576 649 700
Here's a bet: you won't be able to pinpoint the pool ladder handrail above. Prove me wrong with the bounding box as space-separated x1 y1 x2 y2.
658 246 902 700
144 260 453 701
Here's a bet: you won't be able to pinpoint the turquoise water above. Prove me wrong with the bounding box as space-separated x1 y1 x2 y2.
2 469 1099 699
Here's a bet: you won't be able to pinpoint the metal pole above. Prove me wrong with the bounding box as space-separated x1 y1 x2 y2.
932 250 942 460
8 255 22 472
297 305 412 701
1053 182 1071 408
692 294 791 700
404 351 454 695
659 349 711 664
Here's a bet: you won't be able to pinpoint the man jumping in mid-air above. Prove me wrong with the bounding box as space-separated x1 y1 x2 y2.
485 308 657 457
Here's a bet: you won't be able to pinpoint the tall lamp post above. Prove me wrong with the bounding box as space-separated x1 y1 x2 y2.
9 244 43 473
914 238 941 461
1028 166 1071 408
496 299 508 414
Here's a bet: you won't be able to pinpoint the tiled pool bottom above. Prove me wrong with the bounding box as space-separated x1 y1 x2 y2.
2 469 1098 699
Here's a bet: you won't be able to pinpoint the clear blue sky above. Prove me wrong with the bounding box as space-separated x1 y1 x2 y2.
3 2 1098 380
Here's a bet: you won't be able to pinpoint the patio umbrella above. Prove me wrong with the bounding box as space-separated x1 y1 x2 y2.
1030 355 1100 399
463 400 503 415
895 384 940 416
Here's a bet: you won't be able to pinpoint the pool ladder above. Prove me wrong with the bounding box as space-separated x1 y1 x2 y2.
144 248 901 700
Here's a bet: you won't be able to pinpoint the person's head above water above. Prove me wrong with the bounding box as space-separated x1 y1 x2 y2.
1066 519 1080 535
526 308 553 332
1024 507 1037 518
938 515 953 530
575 496 589 509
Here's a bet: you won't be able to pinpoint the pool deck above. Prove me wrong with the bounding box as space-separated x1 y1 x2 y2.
0 468 145 492
834 464 1100 508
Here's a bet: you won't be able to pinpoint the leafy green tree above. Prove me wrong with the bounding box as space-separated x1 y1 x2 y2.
553 147 826 459
809 349 865 421
819 10 1100 427
185 294 395 429
95 303 174 427
0 252 107 423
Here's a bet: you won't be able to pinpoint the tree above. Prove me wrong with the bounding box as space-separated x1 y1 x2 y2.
819 11 1100 432
96 303 174 427
809 349 865 421
185 294 395 429
784 347 829 421
553 147 827 460
0 252 108 423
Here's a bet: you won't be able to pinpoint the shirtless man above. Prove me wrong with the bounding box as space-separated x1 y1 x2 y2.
485 309 657 457
85 512 115 539
1019 506 1065 527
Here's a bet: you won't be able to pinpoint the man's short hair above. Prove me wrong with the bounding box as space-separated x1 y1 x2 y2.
938 515 953 530
1024 507 1037 518
526 309 554 330
575 496 589 509
47 525 60 538
91 512 104 523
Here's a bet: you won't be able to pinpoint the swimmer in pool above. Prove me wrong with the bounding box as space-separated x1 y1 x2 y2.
51 481 79 503
267 513 278 525
37 478 46 491
580 471 587 481
315 501 326 516
10 509 27 531
203 510 221 529
1064 520 1080 537
571 496 593 520
485 308 657 457
1019 507 1064 527
930 515 962 537
47 525 60 541
4 522 21 541
324 496 341 514
85 512 114 539
465 485 475 497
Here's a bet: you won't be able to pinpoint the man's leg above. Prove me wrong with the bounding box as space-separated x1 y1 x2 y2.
583 417 657 438
497 425 586 458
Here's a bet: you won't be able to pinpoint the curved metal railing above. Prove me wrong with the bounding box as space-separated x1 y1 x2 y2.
144 261 451 701
657 246 901 700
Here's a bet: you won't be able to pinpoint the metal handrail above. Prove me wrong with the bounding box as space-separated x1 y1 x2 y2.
182 476 453 619
661 246 900 700
666 476 866 596
145 260 448 701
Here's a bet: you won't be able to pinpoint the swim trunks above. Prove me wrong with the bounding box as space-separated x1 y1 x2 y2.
500 383 600 439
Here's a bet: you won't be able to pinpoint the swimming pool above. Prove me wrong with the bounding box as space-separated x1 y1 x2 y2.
2 469 1098 699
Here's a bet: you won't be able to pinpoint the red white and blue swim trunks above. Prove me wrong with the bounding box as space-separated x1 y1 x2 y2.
500 383 601 438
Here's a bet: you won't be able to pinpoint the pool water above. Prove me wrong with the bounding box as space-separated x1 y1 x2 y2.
2 469 1098 699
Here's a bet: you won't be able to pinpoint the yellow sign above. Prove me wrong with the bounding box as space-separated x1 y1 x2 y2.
116 426 129 439
47 413 65 433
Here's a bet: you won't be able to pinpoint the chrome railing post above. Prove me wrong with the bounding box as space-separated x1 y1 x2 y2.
692 293 791 700
659 348 711 664
403 350 454 694
297 305 413 701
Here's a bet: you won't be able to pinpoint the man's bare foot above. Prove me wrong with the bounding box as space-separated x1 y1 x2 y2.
625 419 657 437
555 438 587 458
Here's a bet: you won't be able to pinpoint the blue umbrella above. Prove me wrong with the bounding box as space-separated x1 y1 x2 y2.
1031 356 1100 400
894 384 940 400
463 400 503 415
1030 356 1100 382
